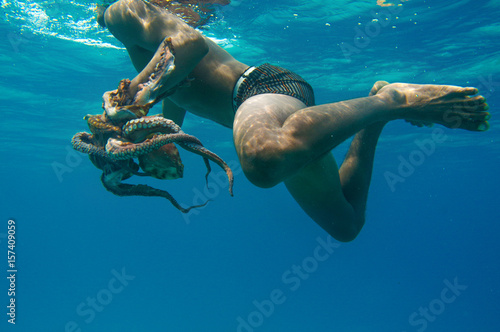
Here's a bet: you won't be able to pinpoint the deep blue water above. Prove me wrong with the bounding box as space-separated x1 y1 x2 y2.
1 0 499 331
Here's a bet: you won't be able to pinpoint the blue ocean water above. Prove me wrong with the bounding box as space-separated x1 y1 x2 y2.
1 0 499 331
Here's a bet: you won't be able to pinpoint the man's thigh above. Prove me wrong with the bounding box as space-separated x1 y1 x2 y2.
232 94 308 187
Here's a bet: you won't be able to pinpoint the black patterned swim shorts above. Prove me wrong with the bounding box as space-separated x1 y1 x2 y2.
232 63 315 112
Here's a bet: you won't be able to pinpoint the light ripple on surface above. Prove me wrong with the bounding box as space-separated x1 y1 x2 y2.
2 0 123 48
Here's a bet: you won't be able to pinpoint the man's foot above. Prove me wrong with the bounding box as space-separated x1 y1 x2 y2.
375 82 490 131
370 81 431 128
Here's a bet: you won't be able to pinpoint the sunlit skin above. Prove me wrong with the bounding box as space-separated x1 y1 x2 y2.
99 0 490 242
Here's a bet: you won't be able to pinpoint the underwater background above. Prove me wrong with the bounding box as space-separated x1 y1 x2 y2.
1 0 499 331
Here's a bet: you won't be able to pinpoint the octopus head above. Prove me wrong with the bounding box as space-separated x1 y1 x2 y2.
138 143 184 180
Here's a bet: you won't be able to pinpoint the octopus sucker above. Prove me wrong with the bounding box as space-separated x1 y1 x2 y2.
120 116 181 142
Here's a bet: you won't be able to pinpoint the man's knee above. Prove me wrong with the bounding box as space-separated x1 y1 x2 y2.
239 147 285 189
329 215 365 242
333 228 361 243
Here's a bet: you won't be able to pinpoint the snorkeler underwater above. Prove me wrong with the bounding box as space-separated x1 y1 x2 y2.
0 0 499 331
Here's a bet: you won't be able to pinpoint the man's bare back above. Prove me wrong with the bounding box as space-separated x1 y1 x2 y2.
99 0 490 241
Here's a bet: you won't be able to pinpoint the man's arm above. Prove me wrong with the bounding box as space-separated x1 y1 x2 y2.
162 98 186 126
104 0 209 93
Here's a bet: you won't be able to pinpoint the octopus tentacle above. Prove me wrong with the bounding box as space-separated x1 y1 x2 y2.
122 116 182 142
106 132 204 159
107 117 234 194
72 132 147 178
109 158 152 178
72 132 109 159
178 142 234 196
100 173 209 213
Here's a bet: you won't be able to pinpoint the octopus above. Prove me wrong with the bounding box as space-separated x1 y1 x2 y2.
72 37 233 213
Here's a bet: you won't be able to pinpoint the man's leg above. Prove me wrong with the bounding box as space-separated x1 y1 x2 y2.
232 92 383 241
284 122 385 242
234 83 489 189
338 81 389 221
284 82 388 241
233 83 489 241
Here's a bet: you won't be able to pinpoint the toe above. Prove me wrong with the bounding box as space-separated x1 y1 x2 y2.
468 111 491 122
477 122 490 131
458 113 490 131
459 120 489 132
466 121 490 132
461 87 479 95
369 81 391 96
449 96 488 112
